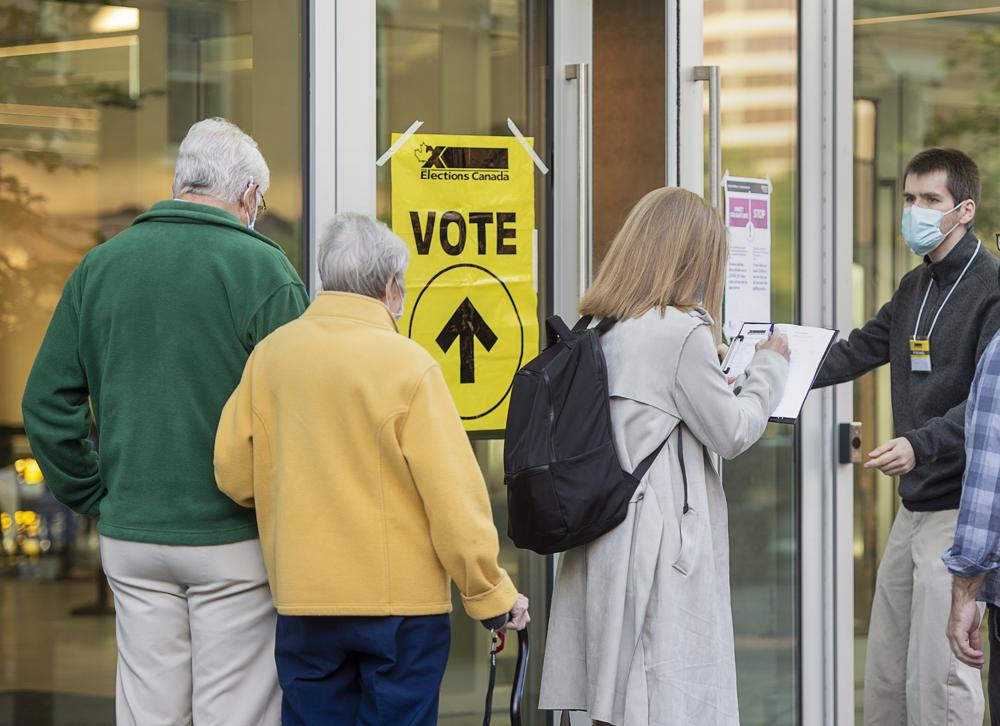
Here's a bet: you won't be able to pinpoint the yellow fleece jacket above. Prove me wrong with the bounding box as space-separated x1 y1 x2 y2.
214 292 517 619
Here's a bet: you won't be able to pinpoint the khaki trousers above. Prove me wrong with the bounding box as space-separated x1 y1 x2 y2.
864 508 984 726
101 536 281 726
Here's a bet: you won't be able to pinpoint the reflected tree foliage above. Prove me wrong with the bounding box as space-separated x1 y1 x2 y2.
0 4 164 337
927 27 1000 236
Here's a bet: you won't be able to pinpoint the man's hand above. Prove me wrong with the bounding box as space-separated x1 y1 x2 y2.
948 575 986 668
506 594 530 631
864 437 916 476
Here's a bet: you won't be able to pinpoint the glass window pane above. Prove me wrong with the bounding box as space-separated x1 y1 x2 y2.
0 2 303 717
705 1 800 723
376 3 549 724
854 4 1000 722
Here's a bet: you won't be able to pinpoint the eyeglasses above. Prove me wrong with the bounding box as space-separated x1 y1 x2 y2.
246 180 266 217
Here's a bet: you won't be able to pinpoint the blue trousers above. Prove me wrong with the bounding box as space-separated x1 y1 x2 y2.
275 614 451 726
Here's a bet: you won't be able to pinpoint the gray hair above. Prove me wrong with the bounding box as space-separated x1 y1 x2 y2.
318 213 410 297
172 118 270 204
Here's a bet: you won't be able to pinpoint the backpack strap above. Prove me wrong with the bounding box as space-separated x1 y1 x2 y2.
631 440 665 483
549 315 617 347
572 315 616 335
545 316 574 346
630 425 691 514
595 316 617 335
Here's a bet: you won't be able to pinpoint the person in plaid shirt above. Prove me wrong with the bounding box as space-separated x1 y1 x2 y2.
945 327 1000 725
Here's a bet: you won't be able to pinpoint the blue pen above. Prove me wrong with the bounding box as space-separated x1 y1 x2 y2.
768 323 775 337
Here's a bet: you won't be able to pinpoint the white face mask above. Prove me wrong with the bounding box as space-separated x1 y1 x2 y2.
243 179 260 230
386 278 405 320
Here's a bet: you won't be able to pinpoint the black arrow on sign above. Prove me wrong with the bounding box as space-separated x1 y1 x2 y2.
436 297 498 384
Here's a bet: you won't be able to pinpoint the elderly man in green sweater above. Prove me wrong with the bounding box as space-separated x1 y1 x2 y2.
22 117 308 726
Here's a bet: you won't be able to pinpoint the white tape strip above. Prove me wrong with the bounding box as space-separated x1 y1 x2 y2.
375 120 424 167
507 118 549 175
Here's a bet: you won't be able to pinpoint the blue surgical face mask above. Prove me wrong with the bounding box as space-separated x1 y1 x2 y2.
901 202 964 256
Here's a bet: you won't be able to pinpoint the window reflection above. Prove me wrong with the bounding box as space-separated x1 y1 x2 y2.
0 2 302 718
375 2 549 724
854 5 1000 723
705 1 800 724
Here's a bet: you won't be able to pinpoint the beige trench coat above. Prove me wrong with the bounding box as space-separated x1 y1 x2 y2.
538 308 788 726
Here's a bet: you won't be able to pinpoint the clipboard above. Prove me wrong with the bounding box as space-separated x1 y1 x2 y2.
722 322 839 424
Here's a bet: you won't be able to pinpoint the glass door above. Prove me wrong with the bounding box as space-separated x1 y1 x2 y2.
0 3 305 722
551 1 804 723
697 2 801 724
853 5 1000 724
374 3 550 724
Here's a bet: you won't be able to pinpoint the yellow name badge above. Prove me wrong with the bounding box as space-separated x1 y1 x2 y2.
910 338 931 372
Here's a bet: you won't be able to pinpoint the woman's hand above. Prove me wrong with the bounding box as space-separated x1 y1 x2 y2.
756 331 791 361
506 594 530 631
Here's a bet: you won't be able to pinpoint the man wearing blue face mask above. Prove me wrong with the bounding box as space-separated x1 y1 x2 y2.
815 148 1000 725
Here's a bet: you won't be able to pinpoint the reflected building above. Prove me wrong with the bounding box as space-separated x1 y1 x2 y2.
3 2 1000 726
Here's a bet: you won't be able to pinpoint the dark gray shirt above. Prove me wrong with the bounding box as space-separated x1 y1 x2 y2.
816 231 1000 511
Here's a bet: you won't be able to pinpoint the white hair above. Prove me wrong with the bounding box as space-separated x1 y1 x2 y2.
172 118 270 204
318 213 410 297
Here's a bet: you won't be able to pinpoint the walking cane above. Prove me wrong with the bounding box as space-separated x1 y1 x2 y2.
483 626 530 726
510 628 530 726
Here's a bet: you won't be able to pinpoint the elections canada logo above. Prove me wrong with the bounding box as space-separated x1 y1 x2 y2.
414 142 510 182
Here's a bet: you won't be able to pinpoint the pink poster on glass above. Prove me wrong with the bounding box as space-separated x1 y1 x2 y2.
722 174 771 339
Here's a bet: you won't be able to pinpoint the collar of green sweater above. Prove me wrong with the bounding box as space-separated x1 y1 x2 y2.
304 291 399 332
132 200 287 254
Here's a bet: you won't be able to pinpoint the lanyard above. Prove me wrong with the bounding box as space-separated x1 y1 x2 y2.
913 240 981 341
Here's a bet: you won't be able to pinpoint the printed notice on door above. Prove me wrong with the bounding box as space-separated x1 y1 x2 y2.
722 174 772 339
390 132 539 432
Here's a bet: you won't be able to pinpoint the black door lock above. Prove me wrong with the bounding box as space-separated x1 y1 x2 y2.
838 422 863 464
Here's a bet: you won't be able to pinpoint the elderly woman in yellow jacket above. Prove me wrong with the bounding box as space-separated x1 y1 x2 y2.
214 212 529 726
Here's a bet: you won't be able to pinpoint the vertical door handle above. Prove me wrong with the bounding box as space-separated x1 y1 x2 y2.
565 63 592 294
693 65 722 212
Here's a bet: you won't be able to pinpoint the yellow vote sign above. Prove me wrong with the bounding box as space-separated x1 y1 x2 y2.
391 132 539 431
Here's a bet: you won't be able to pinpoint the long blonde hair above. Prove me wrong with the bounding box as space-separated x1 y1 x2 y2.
580 187 728 339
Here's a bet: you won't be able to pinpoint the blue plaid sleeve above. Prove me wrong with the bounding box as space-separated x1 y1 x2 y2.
943 332 1000 577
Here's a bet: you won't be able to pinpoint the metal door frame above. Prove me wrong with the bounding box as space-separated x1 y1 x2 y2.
309 1 377 295
672 1 856 722
318 0 858 721
798 1 855 723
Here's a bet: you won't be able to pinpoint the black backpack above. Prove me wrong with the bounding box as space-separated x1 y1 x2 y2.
503 315 688 555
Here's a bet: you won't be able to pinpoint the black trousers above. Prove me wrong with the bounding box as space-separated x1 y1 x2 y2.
990 605 1000 726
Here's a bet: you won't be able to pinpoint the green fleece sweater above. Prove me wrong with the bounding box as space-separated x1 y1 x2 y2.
22 200 309 545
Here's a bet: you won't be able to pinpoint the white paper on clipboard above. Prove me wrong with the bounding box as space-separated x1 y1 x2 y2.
721 322 839 423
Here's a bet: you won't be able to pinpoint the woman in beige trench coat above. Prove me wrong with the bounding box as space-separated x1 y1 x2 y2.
539 188 790 726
